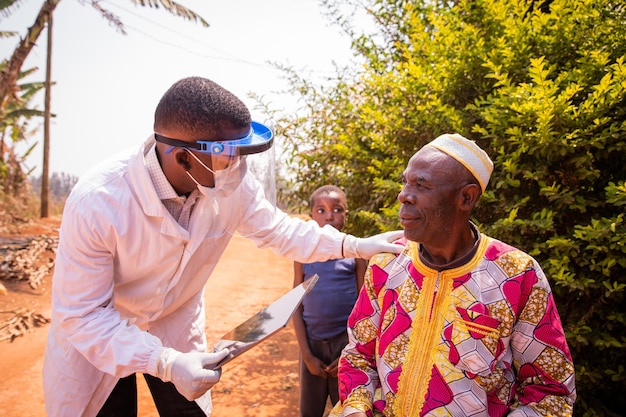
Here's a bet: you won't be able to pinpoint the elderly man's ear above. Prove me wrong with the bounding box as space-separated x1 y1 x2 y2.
459 183 481 211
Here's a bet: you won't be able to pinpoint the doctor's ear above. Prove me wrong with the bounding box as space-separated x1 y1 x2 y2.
175 150 192 171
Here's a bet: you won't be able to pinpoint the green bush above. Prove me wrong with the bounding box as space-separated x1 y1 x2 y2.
279 0 625 414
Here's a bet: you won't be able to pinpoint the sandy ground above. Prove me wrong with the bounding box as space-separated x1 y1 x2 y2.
0 217 316 416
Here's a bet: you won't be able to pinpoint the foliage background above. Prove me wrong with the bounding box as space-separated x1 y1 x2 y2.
275 0 625 415
1 0 624 415
0 64 46 227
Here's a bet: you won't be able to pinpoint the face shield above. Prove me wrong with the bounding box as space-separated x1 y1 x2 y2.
155 121 276 236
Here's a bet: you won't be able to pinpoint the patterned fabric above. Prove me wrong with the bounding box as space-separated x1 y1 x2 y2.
333 234 576 417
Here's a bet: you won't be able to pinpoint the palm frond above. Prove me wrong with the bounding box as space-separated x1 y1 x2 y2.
18 81 49 101
130 0 209 27
0 30 18 38
88 0 209 35
0 0 25 20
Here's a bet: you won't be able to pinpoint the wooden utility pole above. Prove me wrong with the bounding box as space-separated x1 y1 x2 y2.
41 10 52 218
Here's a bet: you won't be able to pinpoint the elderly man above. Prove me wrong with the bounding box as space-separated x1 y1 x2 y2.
332 134 576 416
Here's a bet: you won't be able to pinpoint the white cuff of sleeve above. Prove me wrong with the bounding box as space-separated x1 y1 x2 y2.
156 347 181 382
341 234 360 259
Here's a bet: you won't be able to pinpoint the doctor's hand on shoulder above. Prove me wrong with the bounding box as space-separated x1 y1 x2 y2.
342 230 404 259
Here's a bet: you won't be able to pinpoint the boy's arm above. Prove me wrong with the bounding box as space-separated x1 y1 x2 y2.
292 261 328 377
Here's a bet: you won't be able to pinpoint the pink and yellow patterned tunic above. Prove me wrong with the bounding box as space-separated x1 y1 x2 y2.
335 235 576 417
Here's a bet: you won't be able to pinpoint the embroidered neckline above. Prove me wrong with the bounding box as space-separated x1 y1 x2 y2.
395 239 454 416
393 235 490 416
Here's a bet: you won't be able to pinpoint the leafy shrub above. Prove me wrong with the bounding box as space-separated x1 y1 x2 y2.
280 0 626 414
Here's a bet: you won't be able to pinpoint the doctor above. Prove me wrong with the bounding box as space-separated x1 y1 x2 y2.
42 76 403 417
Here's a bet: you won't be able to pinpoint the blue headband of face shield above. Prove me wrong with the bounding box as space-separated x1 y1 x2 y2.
154 121 274 156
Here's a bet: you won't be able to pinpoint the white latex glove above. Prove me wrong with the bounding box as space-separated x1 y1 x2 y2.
156 347 230 401
342 230 404 259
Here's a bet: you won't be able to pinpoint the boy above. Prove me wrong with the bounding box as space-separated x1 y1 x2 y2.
293 185 368 417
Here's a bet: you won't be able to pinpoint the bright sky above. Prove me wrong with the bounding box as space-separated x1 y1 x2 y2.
0 0 357 178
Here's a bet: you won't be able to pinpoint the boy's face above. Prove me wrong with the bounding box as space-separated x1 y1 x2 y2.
310 192 347 231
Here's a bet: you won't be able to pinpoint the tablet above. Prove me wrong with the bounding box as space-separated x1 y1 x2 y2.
211 273 319 367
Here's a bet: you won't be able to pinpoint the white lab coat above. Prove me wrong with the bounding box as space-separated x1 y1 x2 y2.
42 137 344 416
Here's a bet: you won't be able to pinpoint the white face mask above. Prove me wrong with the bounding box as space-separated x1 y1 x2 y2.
185 150 245 198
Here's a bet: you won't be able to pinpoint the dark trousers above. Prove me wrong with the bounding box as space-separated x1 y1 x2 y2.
298 333 348 417
96 373 205 417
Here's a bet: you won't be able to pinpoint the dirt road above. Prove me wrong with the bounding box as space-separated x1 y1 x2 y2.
0 226 303 416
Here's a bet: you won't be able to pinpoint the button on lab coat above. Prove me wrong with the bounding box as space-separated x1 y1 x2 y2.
43 137 344 416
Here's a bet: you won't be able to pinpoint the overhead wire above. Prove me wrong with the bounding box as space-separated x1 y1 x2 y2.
100 1 335 77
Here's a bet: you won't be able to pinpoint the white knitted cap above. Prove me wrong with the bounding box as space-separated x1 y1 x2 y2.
426 133 494 192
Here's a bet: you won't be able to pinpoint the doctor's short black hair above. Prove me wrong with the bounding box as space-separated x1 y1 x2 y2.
153 76 251 137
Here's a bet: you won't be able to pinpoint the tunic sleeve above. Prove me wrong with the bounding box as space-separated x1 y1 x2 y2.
507 259 576 416
337 252 397 416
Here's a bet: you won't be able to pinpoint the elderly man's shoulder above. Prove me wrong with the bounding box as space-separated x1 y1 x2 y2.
483 235 540 272
368 237 408 268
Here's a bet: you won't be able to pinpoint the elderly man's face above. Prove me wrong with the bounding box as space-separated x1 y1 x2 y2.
398 147 462 244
